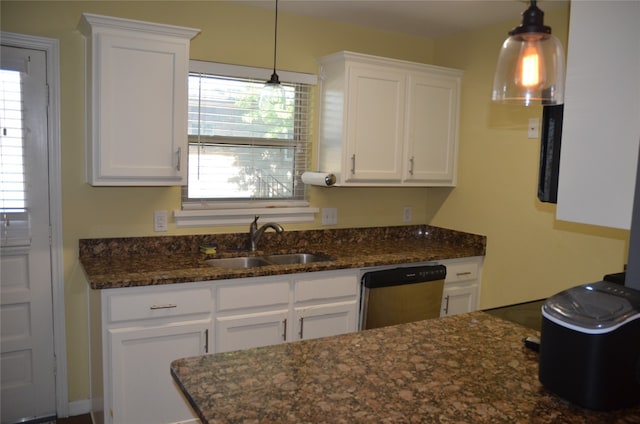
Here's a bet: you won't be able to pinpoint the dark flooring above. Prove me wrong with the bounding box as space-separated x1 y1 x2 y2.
484 299 545 331
57 415 92 424
24 414 92 424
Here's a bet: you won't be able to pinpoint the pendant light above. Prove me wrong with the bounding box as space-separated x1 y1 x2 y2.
259 0 286 111
492 0 565 106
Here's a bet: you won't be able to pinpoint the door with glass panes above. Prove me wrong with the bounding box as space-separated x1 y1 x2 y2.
1 45 57 423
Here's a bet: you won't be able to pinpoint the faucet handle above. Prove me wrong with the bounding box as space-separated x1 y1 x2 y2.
250 215 259 232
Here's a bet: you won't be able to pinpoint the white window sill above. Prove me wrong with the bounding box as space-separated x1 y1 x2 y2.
173 207 319 227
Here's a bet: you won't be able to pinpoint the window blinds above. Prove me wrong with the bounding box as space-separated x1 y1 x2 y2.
184 65 313 203
0 69 30 247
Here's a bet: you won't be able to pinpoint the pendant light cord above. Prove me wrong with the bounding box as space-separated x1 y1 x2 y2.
271 0 279 78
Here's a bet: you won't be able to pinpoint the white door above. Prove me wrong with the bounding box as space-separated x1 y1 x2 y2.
345 64 405 182
404 73 459 184
293 301 358 341
109 322 209 424
441 283 478 317
1 46 57 423
215 310 289 353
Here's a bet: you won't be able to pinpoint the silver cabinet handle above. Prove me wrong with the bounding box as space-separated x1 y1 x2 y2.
456 272 472 277
176 147 182 171
409 156 414 175
298 317 304 339
443 295 450 315
350 154 356 175
282 318 287 341
149 304 177 310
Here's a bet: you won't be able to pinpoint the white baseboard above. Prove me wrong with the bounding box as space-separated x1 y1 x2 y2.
68 398 92 417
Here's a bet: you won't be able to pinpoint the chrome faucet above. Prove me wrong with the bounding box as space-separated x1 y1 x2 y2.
249 216 284 251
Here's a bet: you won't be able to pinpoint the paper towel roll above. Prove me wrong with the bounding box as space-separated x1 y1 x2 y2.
301 172 336 187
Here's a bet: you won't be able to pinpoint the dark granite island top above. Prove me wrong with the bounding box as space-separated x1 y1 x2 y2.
170 312 640 423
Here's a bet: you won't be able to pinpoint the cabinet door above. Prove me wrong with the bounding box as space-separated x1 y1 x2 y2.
293 301 358 341
556 3 640 229
109 321 209 424
344 64 405 182
441 283 478 317
215 310 289 353
404 72 459 185
80 14 198 186
93 33 188 184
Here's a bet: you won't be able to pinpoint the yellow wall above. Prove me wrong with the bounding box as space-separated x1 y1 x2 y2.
431 6 629 307
2 0 438 404
1 0 630 405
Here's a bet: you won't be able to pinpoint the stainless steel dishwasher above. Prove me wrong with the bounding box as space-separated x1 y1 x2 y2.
360 264 447 330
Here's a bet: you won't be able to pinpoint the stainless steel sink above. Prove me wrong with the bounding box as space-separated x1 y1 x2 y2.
205 253 334 269
204 257 271 269
262 253 333 265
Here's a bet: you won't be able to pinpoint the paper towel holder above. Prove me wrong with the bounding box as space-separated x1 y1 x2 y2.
301 172 336 187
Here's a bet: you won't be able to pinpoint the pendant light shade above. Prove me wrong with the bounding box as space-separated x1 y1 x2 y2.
259 0 286 111
492 0 565 106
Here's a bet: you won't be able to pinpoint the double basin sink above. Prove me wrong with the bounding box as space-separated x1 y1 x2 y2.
205 253 334 269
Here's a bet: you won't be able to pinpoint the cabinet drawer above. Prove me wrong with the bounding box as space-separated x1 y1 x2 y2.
294 273 359 303
107 286 212 323
217 281 289 312
445 261 479 283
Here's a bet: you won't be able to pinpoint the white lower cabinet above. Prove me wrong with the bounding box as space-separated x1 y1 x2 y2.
439 257 483 317
215 310 289 352
109 322 209 424
293 302 358 341
90 283 213 424
292 271 360 341
89 262 480 423
214 270 360 352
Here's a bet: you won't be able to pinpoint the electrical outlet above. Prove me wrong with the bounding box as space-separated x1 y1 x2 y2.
154 210 168 232
321 208 338 225
402 206 412 223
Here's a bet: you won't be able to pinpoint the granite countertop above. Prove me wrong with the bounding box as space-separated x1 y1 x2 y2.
170 312 640 424
80 225 486 289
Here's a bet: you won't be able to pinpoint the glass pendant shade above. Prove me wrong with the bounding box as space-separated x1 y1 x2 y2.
259 71 286 111
492 1 565 106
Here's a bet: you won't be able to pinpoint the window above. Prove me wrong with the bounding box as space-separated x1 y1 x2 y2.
174 61 318 226
0 68 29 246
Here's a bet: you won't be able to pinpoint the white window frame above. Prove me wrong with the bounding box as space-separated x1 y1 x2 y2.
174 61 318 227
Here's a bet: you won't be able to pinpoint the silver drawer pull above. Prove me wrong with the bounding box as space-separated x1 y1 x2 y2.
456 271 472 277
150 304 177 310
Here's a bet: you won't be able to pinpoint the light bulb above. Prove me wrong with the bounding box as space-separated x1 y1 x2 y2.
516 39 545 89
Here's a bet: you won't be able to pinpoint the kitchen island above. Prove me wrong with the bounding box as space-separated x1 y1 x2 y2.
171 312 640 423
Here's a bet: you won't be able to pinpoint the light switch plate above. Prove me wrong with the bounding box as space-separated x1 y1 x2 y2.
403 206 412 222
154 210 168 232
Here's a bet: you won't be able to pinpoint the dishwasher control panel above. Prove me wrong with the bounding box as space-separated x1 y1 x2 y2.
361 264 446 288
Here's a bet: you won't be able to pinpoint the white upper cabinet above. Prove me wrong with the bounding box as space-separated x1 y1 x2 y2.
79 13 199 186
404 72 460 184
343 62 406 182
557 3 640 229
317 51 462 187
